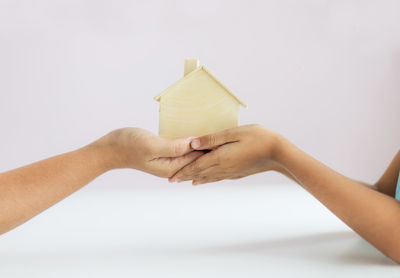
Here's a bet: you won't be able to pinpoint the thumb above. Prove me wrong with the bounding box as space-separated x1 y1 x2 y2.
191 128 238 150
157 136 195 157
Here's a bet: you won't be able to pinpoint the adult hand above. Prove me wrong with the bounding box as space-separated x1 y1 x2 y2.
92 128 204 178
169 124 286 185
0 127 203 234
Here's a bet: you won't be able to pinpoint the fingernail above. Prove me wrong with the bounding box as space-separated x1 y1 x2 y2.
176 178 182 183
191 139 200 149
193 181 199 186
186 136 196 142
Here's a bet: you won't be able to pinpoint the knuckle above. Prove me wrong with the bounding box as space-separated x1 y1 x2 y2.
208 135 216 148
190 161 201 172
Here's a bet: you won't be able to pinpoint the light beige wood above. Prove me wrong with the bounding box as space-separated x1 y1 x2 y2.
155 60 246 138
184 59 199 76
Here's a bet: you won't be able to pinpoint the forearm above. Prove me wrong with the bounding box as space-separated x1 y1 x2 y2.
275 137 400 262
374 150 400 197
0 144 111 234
271 163 299 184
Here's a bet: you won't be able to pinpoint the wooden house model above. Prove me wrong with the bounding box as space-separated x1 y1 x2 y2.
154 59 247 138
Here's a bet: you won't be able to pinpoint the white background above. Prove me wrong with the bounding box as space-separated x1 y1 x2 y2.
0 0 400 276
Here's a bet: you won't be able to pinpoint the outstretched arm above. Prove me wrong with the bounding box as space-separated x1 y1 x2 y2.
171 125 400 263
276 139 400 263
0 128 202 235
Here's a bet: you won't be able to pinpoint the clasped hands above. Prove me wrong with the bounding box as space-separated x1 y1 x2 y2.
93 124 285 185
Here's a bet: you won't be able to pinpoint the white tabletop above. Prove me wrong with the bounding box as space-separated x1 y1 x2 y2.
0 182 398 277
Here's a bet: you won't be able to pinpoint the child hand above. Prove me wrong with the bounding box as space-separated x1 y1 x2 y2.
169 124 284 185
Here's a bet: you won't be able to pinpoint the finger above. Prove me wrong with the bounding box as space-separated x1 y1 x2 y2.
157 136 196 157
169 161 210 182
190 128 238 150
150 151 204 178
169 151 205 175
169 151 219 182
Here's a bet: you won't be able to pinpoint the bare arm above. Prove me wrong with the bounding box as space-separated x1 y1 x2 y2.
277 140 400 262
374 151 400 197
171 125 400 263
0 145 107 234
0 128 202 235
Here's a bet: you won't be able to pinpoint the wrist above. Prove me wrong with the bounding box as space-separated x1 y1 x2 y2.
83 140 119 172
269 132 296 171
252 128 288 174
267 134 299 181
273 134 294 163
271 133 284 161
272 133 303 178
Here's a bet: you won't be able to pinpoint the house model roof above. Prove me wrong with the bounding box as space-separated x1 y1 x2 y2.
154 65 247 108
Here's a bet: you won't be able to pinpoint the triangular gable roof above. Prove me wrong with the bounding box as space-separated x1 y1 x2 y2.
154 66 247 108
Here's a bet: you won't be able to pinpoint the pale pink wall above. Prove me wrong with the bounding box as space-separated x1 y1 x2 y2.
0 0 399 187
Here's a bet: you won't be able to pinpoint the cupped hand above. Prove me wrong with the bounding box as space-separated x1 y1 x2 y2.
169 124 285 185
92 128 204 178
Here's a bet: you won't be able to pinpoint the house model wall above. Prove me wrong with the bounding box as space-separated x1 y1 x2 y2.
154 59 247 139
